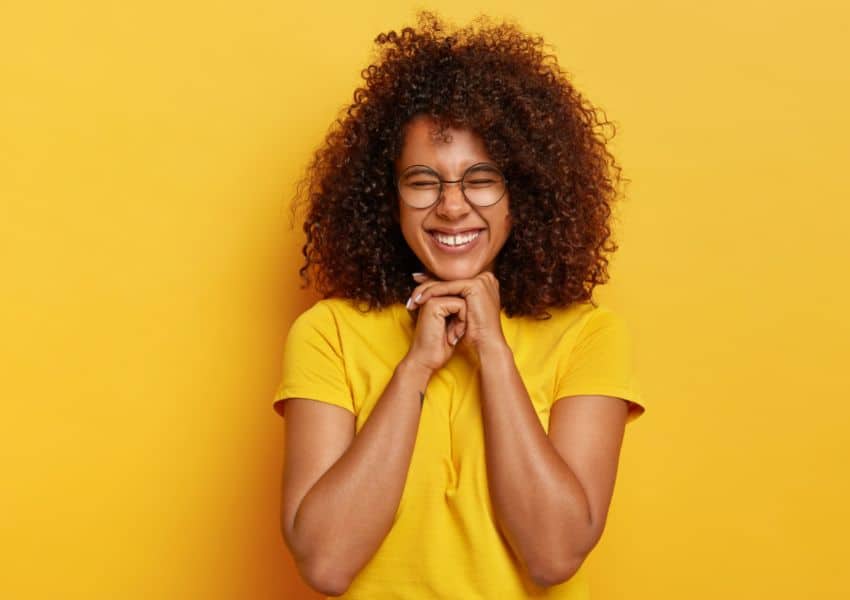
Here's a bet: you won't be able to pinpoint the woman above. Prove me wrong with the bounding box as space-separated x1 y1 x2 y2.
273 12 646 599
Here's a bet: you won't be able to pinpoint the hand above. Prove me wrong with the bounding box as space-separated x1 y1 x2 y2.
403 284 468 374
407 271 507 354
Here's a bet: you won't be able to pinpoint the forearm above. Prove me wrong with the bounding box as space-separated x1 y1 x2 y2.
291 358 432 587
477 341 594 586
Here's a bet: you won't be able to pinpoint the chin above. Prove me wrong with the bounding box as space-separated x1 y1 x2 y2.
427 262 486 281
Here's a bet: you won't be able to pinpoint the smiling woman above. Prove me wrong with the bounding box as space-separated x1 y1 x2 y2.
396 116 513 282
273 11 646 599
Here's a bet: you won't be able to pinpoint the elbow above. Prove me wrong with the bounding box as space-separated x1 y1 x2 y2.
528 554 585 589
529 519 603 587
298 558 354 597
282 520 353 595
283 528 354 596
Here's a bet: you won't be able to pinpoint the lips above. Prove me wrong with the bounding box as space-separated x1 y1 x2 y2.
427 228 485 251
427 227 485 234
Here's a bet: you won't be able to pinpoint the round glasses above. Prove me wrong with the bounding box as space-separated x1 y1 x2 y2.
396 163 508 209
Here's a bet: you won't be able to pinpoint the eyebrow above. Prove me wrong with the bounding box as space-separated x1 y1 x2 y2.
400 165 439 178
399 162 499 179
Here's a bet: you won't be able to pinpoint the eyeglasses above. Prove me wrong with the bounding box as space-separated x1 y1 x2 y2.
396 163 508 209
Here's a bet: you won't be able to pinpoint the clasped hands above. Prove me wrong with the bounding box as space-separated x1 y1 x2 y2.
404 271 507 373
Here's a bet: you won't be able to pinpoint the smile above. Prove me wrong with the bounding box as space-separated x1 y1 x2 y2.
428 229 484 252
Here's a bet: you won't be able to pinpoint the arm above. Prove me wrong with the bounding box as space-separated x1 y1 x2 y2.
405 273 636 588
478 340 629 588
280 294 465 596
281 358 431 596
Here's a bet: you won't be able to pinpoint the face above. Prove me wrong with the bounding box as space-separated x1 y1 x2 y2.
395 116 512 281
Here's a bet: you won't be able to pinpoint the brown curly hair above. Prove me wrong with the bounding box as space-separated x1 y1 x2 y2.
293 12 625 318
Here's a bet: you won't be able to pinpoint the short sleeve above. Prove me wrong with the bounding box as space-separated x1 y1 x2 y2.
272 302 355 418
554 307 646 424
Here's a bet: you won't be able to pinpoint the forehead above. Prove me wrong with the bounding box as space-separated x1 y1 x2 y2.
396 116 492 173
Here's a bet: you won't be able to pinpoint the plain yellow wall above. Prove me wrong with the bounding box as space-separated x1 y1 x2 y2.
2 1 849 598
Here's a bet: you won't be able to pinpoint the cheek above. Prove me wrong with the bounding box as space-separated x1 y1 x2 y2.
493 209 513 242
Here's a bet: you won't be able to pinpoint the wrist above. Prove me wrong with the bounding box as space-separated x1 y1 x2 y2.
396 354 435 386
474 334 510 359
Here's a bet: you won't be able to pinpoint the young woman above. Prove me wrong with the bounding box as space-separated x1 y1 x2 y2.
273 13 646 599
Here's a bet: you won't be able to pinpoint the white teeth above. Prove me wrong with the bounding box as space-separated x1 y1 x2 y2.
433 230 480 247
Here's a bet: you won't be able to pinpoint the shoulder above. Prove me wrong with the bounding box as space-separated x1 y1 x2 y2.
515 302 634 363
546 302 629 335
577 303 630 335
515 301 621 340
548 302 644 410
290 297 400 335
292 297 361 323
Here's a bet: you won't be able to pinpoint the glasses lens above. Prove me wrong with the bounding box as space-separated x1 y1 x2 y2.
398 170 441 208
398 164 506 208
462 164 506 207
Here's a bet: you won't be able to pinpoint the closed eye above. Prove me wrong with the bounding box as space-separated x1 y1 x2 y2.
407 180 440 188
463 164 503 186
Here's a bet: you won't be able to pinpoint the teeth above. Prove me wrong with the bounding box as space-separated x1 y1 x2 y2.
433 231 480 247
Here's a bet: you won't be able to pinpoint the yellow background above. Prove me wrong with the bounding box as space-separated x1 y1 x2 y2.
2 1 848 598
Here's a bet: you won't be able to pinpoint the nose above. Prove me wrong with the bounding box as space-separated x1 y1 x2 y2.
435 181 471 219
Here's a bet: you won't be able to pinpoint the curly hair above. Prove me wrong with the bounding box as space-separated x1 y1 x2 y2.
293 12 625 318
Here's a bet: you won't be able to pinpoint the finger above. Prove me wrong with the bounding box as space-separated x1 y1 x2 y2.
431 296 467 323
420 297 467 343
415 271 501 307
405 279 439 310
420 297 463 348
443 299 468 340
411 278 478 307
449 319 466 346
406 279 448 310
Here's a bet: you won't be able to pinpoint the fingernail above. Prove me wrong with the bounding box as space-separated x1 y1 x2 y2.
450 335 458 346
412 272 425 278
405 297 414 310
414 293 422 302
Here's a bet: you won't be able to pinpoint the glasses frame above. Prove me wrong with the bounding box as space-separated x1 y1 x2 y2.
395 162 509 209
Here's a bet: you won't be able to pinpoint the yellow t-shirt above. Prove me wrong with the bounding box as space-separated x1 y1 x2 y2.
273 298 646 599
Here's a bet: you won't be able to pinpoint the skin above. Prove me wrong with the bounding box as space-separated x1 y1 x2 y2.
280 116 631 594
396 115 513 285
396 114 513 361
408 271 629 586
